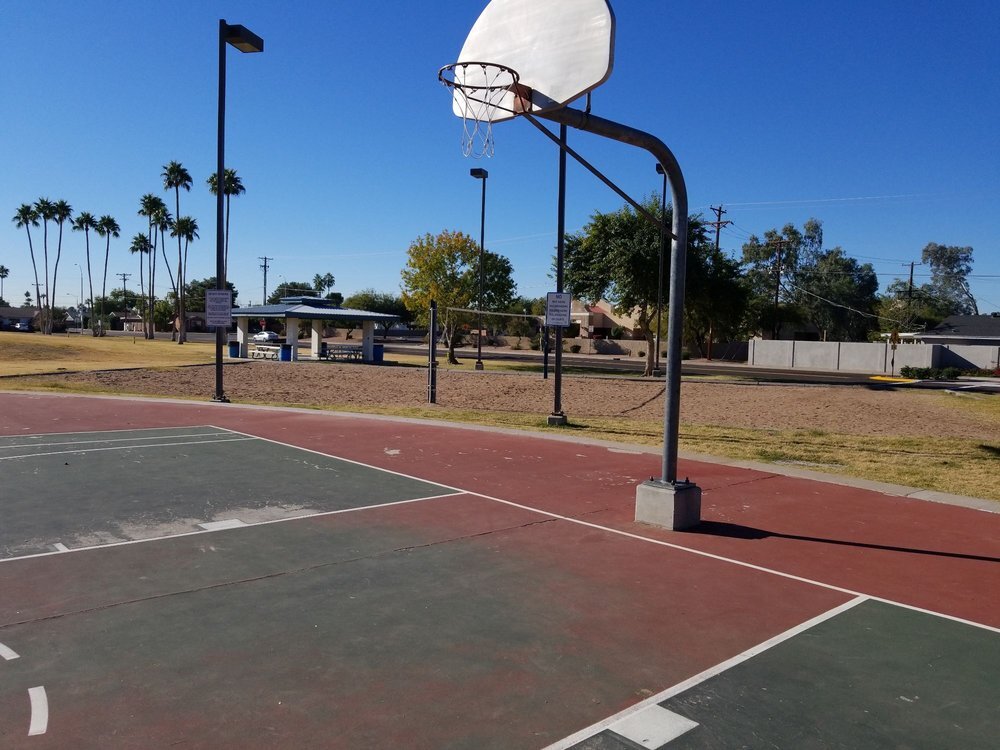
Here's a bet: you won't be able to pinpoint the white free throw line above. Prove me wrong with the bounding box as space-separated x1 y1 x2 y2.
51 543 69 552
0 430 232 451
28 686 48 735
542 596 868 750
0 642 19 660
0 436 254 461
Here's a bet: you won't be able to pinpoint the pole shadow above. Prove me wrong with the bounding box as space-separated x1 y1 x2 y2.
691 521 1000 564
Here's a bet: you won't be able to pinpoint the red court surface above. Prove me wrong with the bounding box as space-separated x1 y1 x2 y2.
1 392 998 748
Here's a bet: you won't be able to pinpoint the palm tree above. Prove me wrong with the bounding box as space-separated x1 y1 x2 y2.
152 207 177 340
0 264 9 303
162 161 192 342
170 216 198 343
33 198 55 333
129 233 151 334
49 200 73 334
12 204 40 310
139 194 167 338
94 215 120 336
71 212 98 335
207 168 245 279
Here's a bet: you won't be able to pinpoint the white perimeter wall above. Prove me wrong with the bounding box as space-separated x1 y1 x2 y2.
748 340 1000 374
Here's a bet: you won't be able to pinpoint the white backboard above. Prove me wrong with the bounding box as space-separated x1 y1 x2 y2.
452 0 615 122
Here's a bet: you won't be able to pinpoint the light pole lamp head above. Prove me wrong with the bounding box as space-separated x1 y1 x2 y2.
470 168 488 180
655 162 665 175
223 22 264 53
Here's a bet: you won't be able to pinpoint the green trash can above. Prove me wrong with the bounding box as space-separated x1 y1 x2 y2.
228 341 241 358
372 344 384 363
279 343 293 362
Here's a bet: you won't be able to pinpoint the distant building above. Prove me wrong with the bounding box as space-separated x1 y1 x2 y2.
0 306 40 331
912 314 1000 346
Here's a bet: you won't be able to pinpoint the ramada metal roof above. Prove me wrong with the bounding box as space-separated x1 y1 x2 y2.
232 297 398 323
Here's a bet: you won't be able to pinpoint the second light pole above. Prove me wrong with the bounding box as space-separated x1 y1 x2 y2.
470 167 488 370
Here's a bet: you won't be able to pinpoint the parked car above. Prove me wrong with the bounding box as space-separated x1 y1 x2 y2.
252 330 279 342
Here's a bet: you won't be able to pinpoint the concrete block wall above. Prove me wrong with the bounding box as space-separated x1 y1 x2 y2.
745 340 993 374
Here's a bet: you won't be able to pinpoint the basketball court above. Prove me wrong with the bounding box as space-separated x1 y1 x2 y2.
1 391 998 748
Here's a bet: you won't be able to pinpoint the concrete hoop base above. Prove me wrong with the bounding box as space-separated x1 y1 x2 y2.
635 480 702 530
547 413 568 426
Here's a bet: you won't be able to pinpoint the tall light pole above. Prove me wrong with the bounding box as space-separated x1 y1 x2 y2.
74 263 84 334
214 19 263 403
654 163 667 377
470 167 488 371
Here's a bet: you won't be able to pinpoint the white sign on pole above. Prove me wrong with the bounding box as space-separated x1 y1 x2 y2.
545 292 572 327
205 289 233 327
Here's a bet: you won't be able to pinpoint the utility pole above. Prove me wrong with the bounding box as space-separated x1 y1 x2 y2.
117 273 132 328
259 256 273 302
770 240 790 340
702 205 733 359
707 205 732 253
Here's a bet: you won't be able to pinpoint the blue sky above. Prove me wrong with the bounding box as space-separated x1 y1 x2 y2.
2 0 998 314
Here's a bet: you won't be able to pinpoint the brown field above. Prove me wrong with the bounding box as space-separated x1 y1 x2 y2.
2 331 997 503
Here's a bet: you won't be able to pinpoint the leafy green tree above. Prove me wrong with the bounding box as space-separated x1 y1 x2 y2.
162 161 193 342
740 219 822 338
184 276 238 312
94 215 120 336
343 289 410 337
790 247 879 341
267 280 316 303
922 243 978 315
71 212 98 335
564 196 710 375
401 230 516 364
683 246 748 356
12 204 40 309
207 168 245 279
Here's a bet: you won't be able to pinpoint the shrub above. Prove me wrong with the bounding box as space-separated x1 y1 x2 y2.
569 344 581 354
899 366 965 380
637 351 645 358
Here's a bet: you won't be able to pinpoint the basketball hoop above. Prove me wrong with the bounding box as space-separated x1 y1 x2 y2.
439 62 530 158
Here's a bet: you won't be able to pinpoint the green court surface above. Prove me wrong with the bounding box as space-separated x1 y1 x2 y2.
0 426 456 558
572 599 1000 749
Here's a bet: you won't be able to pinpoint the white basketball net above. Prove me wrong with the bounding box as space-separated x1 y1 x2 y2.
440 62 520 158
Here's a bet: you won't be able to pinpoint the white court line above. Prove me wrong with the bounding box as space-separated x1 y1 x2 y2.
0 436 255 462
5 426 997 637
0 431 233 451
0 642 19 660
542 597 868 750
213 427 1000 635
51 543 69 552
0 492 463 564
211 425 461 494
28 686 48 735
0 425 219 440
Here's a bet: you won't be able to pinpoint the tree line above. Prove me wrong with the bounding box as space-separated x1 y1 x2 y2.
8 162 246 342
396 199 981 376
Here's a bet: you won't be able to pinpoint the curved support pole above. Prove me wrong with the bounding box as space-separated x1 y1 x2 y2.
537 106 688 484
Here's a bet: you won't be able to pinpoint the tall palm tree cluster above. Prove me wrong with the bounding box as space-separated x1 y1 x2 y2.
10 162 245 341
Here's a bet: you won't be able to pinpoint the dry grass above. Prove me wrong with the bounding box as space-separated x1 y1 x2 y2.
0 331 213 375
2 333 997 502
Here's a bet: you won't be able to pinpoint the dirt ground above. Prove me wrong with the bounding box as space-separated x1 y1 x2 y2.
16 360 998 441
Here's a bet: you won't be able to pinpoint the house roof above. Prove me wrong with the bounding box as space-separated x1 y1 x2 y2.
232 297 398 324
921 314 1000 340
0 307 38 318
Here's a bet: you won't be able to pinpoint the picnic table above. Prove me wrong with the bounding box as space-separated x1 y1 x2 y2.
250 344 280 360
318 343 363 361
